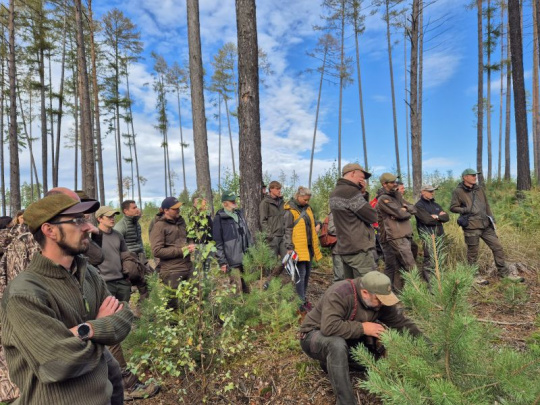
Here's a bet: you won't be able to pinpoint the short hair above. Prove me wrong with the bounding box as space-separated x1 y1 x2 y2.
294 186 312 199
121 200 136 212
0 216 12 230
268 181 282 190
33 227 46 247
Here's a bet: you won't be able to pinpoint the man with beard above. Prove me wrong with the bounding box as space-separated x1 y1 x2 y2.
299 271 422 405
0 194 133 405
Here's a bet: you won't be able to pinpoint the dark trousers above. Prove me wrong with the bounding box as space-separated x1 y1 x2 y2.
300 331 365 405
159 269 192 309
382 238 416 292
295 261 312 303
464 227 507 274
104 348 124 405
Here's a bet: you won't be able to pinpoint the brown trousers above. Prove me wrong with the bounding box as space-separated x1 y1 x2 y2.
464 227 506 274
382 238 416 292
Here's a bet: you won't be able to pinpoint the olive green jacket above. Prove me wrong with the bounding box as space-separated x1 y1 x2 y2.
450 182 493 230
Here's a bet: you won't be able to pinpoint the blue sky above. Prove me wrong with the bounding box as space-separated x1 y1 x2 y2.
12 0 538 205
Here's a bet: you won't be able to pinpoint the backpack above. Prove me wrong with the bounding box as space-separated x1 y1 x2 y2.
319 216 337 248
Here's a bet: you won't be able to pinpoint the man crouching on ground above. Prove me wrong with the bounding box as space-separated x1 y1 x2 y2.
299 271 422 405
0 194 133 405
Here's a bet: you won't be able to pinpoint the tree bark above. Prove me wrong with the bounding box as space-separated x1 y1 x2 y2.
498 2 504 181
236 0 263 233
508 0 531 191
404 28 410 187
187 0 213 208
410 0 421 198
385 0 401 179
176 90 187 192
39 46 48 194
8 0 20 213
74 0 96 199
337 0 345 174
534 0 540 182
487 0 493 181
1 26 6 215
54 12 67 191
218 93 222 191
223 95 236 177
88 0 105 204
477 0 484 183
309 45 327 189
125 66 142 207
354 17 368 173
504 11 512 181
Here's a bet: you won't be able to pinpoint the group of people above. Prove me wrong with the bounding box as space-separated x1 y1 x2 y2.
0 164 525 405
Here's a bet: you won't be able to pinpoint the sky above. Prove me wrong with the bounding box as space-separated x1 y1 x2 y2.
8 0 539 206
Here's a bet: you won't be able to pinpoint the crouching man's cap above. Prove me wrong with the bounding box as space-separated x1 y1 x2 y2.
361 271 400 306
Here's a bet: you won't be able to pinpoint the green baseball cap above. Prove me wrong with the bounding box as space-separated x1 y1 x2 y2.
461 168 480 177
95 206 120 218
379 172 398 185
23 194 100 233
361 271 399 306
221 191 237 202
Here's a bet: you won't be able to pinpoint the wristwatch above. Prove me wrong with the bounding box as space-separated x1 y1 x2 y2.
77 323 91 341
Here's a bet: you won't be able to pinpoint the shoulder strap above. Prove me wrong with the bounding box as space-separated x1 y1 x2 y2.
347 279 359 321
292 209 308 227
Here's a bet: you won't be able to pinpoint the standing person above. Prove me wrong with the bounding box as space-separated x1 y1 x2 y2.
213 192 253 293
114 200 144 260
299 271 422 405
284 187 322 311
376 173 417 292
150 197 195 307
450 169 523 283
95 206 160 400
0 194 133 405
396 180 419 261
259 181 286 258
414 185 449 282
330 163 378 280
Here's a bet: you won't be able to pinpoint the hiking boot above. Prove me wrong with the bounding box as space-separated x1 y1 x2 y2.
474 276 489 286
503 269 525 283
124 381 160 400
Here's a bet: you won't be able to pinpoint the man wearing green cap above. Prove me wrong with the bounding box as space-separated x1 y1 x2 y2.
450 169 523 283
329 163 378 281
299 271 422 405
376 172 417 292
0 194 134 405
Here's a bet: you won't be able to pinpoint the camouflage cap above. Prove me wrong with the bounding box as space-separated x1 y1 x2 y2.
461 168 481 177
342 163 372 179
379 172 398 185
23 194 99 233
361 271 399 306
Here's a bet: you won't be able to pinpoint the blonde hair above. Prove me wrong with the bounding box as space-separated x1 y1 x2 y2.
294 186 312 199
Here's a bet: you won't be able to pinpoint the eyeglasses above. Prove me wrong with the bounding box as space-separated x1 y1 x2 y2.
49 217 89 226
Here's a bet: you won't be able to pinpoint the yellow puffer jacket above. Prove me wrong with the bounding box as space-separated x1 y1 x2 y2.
284 201 323 262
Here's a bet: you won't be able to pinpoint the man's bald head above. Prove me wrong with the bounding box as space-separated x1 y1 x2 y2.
45 187 80 202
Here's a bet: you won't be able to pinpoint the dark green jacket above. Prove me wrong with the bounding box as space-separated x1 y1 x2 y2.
259 195 285 238
114 215 144 254
450 182 493 230
0 253 133 405
300 278 421 339
376 189 416 243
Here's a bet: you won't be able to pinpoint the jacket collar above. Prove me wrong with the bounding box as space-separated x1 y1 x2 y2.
337 178 362 190
29 253 87 281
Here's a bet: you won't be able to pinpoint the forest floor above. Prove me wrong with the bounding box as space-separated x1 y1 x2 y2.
134 259 539 405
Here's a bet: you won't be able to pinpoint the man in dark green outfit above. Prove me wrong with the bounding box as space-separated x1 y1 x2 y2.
0 194 133 405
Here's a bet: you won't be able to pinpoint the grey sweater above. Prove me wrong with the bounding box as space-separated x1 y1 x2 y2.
95 229 128 282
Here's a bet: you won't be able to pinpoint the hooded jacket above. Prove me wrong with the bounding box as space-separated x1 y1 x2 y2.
212 209 253 268
376 188 416 243
259 195 285 238
450 182 493 230
329 178 378 255
149 215 193 276
414 196 449 237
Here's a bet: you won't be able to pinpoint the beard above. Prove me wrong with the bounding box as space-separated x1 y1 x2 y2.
57 226 89 256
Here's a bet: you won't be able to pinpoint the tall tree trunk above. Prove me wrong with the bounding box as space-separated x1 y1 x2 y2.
410 0 421 198
487 0 493 181
17 86 40 191
176 90 187 192
114 45 123 203
236 0 263 233
498 2 504 181
223 96 236 177
48 52 55 187
534 0 540 182
88 0 105 204
354 20 368 172
74 0 96 198
39 47 48 194
418 0 424 193
187 0 213 208
504 13 512 181
8 0 20 214
477 0 484 183
385 0 401 179
508 0 531 191
309 47 327 189
54 12 67 190
218 93 222 191
337 0 345 174
404 28 410 187
0 43 5 215
125 66 142 207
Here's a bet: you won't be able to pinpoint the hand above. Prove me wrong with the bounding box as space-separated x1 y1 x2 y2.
362 322 386 338
439 211 447 216
187 244 196 253
220 264 228 273
96 296 123 319
287 249 293 256
86 223 100 235
315 224 321 233
400 207 407 212
431 215 438 219
359 179 367 191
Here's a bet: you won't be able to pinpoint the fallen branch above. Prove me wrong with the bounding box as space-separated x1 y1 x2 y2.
477 318 531 326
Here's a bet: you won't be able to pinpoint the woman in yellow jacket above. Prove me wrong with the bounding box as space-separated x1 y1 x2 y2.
283 186 322 311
